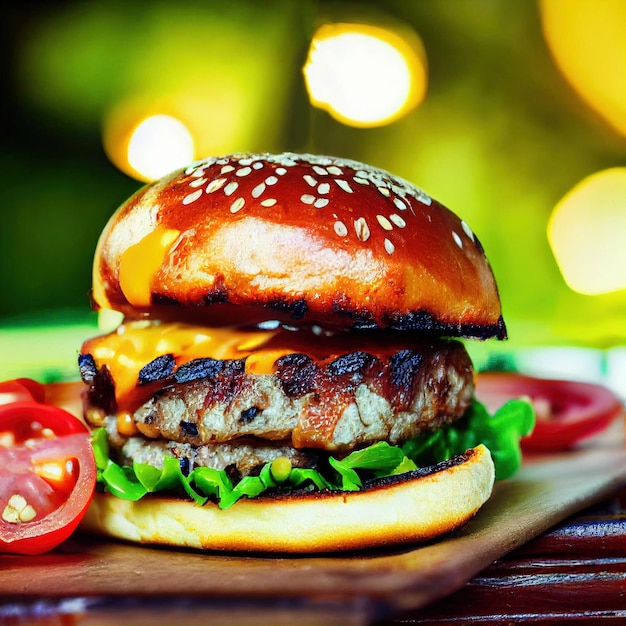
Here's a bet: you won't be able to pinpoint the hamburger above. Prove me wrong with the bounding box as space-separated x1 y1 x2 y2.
78 152 528 552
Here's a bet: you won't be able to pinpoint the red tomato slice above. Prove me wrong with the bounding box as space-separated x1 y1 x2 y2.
476 372 624 453
0 400 96 555
0 378 46 406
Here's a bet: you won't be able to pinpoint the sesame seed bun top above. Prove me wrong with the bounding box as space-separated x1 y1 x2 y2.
91 152 506 338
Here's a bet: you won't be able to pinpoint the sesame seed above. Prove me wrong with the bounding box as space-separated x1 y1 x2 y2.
334 220 348 237
182 189 202 205
384 238 395 255
276 168 287 175
230 197 245 213
327 165 343 175
317 182 331 195
393 197 407 211
313 166 328 176
376 215 393 230
258 319 281 329
354 217 371 242
306 154 331 166
353 176 369 185
301 194 316 205
389 214 406 228
238 157 254 166
377 186 391 197
224 182 239 196
236 167 252 177
415 188 433 206
304 175 317 187
252 182 266 198
335 179 353 193
314 198 329 208
261 198 277 207
206 178 227 193
452 231 463 248
221 165 235 174
265 176 278 186
190 169 205 178
189 177 207 188
253 161 264 169
461 220 475 240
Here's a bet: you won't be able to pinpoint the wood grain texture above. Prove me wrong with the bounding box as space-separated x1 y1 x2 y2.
379 489 626 624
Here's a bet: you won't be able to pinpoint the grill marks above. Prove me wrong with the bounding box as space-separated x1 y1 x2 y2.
274 349 422 406
389 350 423 388
135 355 249 387
86 349 398 401
79 353 116 416
274 353 317 396
327 351 377 378
138 354 175 385
81 339 474 454
174 358 244 385
78 353 98 382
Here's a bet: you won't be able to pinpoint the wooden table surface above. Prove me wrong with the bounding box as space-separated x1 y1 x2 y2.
376 486 626 625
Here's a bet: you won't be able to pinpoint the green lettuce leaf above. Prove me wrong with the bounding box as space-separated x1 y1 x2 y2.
91 396 534 508
401 398 535 480
328 441 412 490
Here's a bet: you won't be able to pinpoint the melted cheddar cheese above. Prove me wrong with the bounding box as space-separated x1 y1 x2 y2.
82 319 415 415
82 320 290 411
118 228 180 306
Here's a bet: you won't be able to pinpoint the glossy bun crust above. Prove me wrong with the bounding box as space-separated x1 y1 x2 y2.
93 153 505 338
81 445 494 553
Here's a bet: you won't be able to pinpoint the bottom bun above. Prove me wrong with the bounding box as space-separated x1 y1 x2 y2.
81 445 495 553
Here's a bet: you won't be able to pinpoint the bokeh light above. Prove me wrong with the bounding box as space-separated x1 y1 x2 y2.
102 92 259 183
303 22 427 128
126 114 195 182
540 0 626 137
548 168 626 296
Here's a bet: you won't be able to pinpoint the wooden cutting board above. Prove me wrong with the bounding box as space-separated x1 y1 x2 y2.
1 383 625 626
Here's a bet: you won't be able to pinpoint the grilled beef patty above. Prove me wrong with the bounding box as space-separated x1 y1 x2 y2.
81 338 474 476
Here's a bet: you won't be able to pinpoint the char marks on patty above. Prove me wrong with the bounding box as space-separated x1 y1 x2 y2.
82 339 474 457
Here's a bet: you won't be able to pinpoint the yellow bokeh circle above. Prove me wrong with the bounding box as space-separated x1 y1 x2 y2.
540 0 626 137
303 22 427 128
548 168 626 295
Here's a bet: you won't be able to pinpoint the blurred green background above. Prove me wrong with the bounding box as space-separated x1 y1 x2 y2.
1 0 625 385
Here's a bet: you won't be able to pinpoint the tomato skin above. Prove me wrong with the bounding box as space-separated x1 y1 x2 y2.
0 379 46 406
476 372 624 453
0 393 96 556
1 401 88 442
